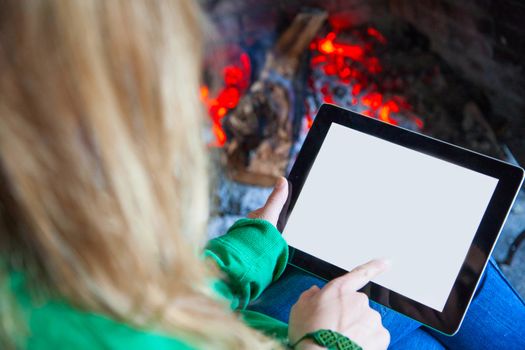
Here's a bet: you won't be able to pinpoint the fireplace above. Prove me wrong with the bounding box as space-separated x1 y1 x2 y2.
202 0 525 297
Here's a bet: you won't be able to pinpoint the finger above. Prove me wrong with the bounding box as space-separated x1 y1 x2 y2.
327 259 391 292
364 309 383 328
247 177 288 225
300 285 320 299
366 326 390 350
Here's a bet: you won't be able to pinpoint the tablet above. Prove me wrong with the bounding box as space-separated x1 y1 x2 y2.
277 104 524 335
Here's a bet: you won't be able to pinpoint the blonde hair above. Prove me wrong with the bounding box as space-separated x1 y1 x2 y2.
0 1 279 348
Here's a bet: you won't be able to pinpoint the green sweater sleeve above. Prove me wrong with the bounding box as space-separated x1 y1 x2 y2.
3 218 289 349
204 218 289 310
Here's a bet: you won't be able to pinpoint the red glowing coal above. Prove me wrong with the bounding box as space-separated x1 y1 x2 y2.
201 24 424 147
200 52 251 146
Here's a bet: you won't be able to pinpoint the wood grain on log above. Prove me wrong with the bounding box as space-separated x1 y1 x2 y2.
224 11 327 187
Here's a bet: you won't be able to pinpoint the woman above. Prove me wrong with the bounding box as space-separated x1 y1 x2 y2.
0 1 387 349
0 1 523 349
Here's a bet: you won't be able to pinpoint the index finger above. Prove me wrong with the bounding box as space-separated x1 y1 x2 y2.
327 259 391 292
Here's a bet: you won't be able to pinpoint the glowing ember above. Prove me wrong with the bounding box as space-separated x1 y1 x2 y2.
305 113 314 129
201 52 251 147
362 92 383 109
307 26 425 131
367 27 387 44
202 24 425 147
318 32 364 61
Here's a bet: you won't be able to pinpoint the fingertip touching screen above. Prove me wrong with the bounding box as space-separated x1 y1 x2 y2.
282 123 499 312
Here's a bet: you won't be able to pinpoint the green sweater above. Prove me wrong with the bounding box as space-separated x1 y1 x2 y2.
5 218 290 349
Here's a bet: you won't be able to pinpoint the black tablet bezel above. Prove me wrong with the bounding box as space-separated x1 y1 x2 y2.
277 104 524 335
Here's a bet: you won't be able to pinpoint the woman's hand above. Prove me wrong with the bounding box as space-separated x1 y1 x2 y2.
250 178 390 349
288 260 391 350
247 176 288 226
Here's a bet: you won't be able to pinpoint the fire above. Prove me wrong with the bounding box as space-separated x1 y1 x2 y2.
362 92 383 109
308 26 425 130
378 100 400 125
305 113 314 129
201 25 425 145
318 32 364 61
201 52 251 147
367 27 387 44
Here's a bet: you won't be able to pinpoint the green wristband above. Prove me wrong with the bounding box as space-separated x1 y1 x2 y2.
290 329 363 350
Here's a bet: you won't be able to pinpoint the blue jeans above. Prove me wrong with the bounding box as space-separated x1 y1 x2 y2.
248 258 525 349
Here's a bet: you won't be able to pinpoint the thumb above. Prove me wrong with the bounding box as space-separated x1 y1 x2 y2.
247 177 288 226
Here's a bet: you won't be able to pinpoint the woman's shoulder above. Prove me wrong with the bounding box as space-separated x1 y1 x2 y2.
3 268 195 350
27 302 195 350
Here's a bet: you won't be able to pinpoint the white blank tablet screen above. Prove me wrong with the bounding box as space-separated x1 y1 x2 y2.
282 123 498 311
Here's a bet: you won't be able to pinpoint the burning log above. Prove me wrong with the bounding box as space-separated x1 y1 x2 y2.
223 11 327 187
